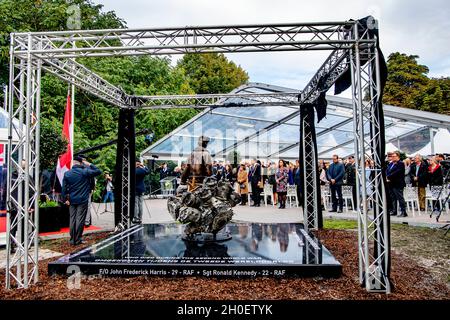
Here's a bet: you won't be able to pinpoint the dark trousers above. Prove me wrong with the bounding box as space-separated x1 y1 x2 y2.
330 184 343 211
390 187 406 214
251 181 261 205
296 184 303 207
69 202 89 245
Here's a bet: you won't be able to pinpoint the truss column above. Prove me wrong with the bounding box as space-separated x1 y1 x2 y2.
350 30 390 293
6 34 40 289
114 109 136 230
300 104 322 231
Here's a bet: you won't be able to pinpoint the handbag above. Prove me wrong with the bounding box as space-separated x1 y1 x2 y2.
257 178 263 189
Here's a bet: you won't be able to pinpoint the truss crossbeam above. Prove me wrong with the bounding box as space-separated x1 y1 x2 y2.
12 22 369 59
133 92 300 109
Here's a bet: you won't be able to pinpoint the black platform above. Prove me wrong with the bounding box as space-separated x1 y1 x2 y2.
48 223 341 278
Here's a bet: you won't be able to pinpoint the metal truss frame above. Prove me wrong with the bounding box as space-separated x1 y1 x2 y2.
6 19 390 293
349 24 390 292
6 34 41 289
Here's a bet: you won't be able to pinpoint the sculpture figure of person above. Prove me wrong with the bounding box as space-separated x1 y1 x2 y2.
181 136 213 192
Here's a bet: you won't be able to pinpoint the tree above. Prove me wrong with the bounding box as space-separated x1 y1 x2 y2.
39 118 67 170
413 77 450 115
383 52 449 115
383 52 429 109
177 53 249 94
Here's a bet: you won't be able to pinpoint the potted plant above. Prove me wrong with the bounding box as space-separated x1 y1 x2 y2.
38 197 61 232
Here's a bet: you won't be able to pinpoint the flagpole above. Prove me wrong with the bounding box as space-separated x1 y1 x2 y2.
71 40 75 167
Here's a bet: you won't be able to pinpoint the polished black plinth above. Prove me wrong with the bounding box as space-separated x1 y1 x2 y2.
48 223 341 278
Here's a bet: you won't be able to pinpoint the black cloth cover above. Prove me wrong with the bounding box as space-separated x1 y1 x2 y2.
299 104 323 229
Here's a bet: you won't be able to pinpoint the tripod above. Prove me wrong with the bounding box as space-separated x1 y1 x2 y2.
430 167 450 234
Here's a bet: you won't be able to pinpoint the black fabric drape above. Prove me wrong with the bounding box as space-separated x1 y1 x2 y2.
334 16 388 96
299 104 323 229
114 109 136 227
314 91 328 123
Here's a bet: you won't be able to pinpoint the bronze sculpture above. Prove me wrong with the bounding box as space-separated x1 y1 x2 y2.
167 136 240 240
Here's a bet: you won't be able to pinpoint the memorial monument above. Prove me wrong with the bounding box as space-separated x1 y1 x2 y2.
167 136 241 241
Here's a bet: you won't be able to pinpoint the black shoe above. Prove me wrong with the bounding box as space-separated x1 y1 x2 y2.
397 212 408 218
390 212 397 216
256 204 260 207
84 223 91 227
337 209 343 213
329 209 337 213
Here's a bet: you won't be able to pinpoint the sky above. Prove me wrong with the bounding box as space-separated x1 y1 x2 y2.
99 0 450 93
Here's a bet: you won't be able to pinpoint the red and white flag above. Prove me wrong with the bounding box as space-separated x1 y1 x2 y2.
0 144 4 166
56 92 73 185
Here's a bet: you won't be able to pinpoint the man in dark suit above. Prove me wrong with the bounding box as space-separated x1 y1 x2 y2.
159 162 170 180
409 154 429 211
62 156 102 245
250 159 262 207
327 155 345 213
386 151 407 217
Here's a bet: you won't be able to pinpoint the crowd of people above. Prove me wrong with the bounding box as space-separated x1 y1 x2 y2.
168 158 302 209
165 150 448 218
317 151 448 217
384 151 447 216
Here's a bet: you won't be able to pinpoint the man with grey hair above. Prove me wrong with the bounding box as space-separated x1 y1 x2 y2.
410 154 429 211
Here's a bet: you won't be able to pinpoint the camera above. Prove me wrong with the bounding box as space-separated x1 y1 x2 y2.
440 160 450 169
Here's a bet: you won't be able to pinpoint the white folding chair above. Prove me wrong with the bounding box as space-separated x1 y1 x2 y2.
263 183 274 207
321 185 331 210
342 185 354 212
287 185 298 207
404 186 419 217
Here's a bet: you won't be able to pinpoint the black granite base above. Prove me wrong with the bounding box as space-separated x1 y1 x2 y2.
48 223 341 278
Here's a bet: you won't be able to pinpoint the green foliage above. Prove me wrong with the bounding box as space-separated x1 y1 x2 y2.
177 53 249 94
40 117 67 170
323 219 357 230
0 0 126 86
383 52 450 115
39 199 59 208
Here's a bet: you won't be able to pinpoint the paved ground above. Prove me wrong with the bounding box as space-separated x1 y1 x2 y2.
88 199 450 230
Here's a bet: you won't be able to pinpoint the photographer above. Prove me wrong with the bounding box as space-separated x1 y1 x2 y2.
134 161 150 224
159 162 170 180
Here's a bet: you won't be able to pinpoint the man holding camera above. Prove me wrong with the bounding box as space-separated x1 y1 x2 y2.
62 155 102 245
